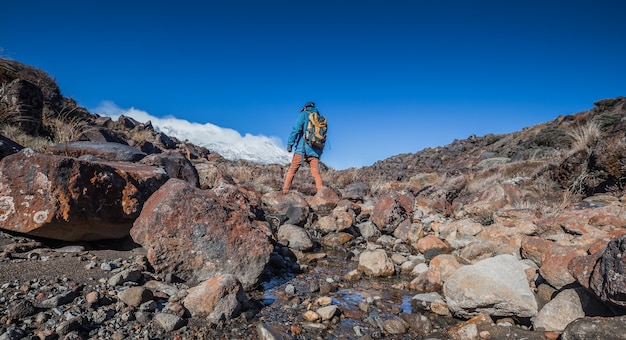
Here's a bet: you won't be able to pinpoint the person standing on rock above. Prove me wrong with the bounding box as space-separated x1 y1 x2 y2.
282 101 325 193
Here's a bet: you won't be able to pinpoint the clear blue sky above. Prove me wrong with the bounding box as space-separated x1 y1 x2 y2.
2 0 625 169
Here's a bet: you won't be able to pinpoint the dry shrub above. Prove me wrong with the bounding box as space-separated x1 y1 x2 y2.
465 171 503 194
129 129 156 144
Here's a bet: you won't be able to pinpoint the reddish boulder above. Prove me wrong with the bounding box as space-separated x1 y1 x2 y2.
539 244 583 290
415 235 451 261
371 192 413 234
261 191 310 229
308 187 341 214
522 236 583 290
520 236 552 267
0 149 168 241
130 179 273 290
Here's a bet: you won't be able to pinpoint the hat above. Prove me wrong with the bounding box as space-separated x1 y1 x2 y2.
301 101 315 111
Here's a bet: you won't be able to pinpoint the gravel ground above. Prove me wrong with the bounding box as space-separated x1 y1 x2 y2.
0 231 146 285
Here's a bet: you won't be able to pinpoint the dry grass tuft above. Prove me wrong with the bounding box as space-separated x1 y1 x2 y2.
46 106 97 144
567 120 602 152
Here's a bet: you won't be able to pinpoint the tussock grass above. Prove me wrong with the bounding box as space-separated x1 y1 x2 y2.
46 106 97 144
567 120 602 152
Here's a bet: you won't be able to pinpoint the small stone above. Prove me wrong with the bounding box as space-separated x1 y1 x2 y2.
100 262 115 271
303 310 320 322
290 325 302 335
344 269 361 282
431 300 451 316
480 330 492 339
544 332 560 340
85 291 100 305
118 287 153 307
302 322 327 330
316 305 339 321
165 302 188 318
154 312 186 332
315 296 333 306
107 269 142 286
383 317 409 335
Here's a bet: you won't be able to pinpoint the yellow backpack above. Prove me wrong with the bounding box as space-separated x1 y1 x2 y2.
304 110 327 149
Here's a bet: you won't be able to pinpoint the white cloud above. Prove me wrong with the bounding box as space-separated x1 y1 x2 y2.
92 101 291 165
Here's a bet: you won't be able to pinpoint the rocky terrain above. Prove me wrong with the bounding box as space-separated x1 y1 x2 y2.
2 58 626 340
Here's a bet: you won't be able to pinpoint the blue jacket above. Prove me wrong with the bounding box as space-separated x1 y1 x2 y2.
287 107 324 158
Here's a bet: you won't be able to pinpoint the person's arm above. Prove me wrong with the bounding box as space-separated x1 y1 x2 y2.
287 112 307 150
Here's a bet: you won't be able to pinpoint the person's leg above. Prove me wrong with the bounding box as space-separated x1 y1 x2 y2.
282 153 302 192
307 156 323 191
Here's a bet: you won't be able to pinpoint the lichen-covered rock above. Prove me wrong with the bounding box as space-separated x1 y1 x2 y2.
0 148 168 241
569 234 626 307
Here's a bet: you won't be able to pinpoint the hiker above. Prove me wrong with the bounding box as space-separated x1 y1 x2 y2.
282 101 326 193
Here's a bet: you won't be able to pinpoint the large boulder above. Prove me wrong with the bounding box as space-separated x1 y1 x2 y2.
561 315 626 340
0 148 169 241
371 192 413 234
130 179 273 290
443 254 538 319
569 234 626 307
261 191 310 229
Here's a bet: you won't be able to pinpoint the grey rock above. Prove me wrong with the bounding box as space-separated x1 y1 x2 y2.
562 315 626 340
107 269 142 286
443 254 538 319
154 312 186 332
41 291 78 308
